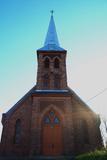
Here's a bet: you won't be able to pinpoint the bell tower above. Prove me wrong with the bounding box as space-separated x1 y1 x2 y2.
36 12 67 90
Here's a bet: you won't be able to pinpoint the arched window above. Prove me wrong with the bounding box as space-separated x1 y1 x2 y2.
14 119 21 144
79 119 89 144
82 120 89 144
54 58 60 68
54 74 60 89
43 110 60 126
44 57 49 68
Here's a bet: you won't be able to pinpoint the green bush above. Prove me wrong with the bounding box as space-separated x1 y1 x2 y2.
76 149 107 160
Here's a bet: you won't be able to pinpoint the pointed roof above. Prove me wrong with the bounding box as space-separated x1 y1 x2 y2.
44 13 59 46
37 12 66 51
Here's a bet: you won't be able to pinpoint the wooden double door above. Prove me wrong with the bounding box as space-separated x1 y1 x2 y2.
42 110 62 156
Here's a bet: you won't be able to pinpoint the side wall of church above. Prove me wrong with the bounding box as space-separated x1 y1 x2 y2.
72 97 103 154
1 96 32 156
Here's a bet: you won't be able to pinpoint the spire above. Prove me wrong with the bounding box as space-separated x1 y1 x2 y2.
44 10 59 46
37 11 65 51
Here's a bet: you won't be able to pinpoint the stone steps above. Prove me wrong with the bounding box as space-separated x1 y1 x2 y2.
31 156 75 160
0 156 75 160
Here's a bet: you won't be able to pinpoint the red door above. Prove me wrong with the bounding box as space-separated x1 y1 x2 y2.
42 110 62 156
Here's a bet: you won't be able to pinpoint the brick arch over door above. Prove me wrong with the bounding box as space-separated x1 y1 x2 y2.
41 107 63 156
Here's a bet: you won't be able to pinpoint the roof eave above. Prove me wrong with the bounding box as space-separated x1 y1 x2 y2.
37 49 67 53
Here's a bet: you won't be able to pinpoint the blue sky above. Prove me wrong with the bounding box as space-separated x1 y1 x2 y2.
0 0 107 137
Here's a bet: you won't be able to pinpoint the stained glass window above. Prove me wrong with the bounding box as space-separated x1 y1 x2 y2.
54 117 60 124
44 116 50 124
43 111 60 126
49 111 54 117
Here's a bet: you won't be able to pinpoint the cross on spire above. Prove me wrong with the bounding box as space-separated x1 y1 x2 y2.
44 11 59 46
50 10 54 16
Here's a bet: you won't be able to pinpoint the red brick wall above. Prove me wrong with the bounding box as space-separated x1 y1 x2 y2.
0 93 103 156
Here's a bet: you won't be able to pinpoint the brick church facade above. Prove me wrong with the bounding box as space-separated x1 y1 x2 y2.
0 13 102 157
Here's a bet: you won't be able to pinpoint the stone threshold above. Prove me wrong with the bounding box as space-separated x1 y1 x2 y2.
0 156 75 160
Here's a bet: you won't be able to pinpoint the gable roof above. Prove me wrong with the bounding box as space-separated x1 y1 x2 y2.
4 86 95 119
5 85 36 118
68 87 94 113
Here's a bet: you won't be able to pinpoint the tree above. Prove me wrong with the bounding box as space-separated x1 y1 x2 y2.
100 115 107 148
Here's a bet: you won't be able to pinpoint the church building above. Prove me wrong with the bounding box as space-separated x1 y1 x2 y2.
0 13 102 157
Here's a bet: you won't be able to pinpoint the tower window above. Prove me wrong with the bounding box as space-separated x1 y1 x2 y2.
43 74 49 88
54 74 60 89
54 58 60 68
14 119 21 144
44 57 49 68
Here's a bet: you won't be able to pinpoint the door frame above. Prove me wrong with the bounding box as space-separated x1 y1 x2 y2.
41 107 64 156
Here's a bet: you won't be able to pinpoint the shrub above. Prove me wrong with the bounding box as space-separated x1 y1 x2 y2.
76 149 107 160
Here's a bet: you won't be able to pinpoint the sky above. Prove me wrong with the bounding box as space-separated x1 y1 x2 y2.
0 0 107 138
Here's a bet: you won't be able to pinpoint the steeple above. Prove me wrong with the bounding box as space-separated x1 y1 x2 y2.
44 10 59 46
38 11 65 51
36 13 67 90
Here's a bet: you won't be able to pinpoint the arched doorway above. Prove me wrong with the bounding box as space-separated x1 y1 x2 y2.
42 109 63 156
